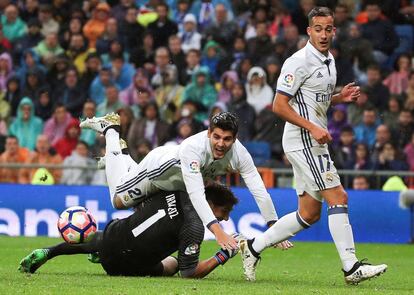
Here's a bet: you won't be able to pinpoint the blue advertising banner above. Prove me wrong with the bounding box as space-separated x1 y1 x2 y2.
0 184 410 243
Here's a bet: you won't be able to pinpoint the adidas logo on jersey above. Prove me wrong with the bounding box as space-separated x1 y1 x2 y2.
316 72 323 78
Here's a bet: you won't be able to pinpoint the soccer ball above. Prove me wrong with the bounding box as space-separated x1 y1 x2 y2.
57 206 97 244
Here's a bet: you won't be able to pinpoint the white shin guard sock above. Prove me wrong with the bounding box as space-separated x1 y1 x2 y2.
105 129 128 205
328 206 358 272
252 211 308 253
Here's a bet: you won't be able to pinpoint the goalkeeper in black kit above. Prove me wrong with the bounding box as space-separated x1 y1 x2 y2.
19 183 239 278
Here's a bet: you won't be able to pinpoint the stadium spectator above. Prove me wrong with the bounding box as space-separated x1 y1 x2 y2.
218 71 239 104
20 0 39 23
226 35 247 72
370 124 393 163
228 82 255 142
330 45 355 88
89 66 118 105
81 52 102 90
21 68 44 102
404 133 414 171
333 3 353 45
352 175 370 190
328 104 350 147
52 67 87 118
339 22 375 81
34 86 53 122
147 3 178 49
18 134 62 184
60 140 95 185
1 4 27 43
182 66 217 122
264 56 281 90
345 143 373 171
45 53 69 93
0 52 13 94
8 97 43 151
58 16 84 51
38 4 59 36
360 1 399 66
34 32 64 67
172 0 192 33
43 104 73 146
354 108 380 149
151 47 172 89
347 86 372 126
382 96 401 131
0 135 30 183
53 118 81 159
179 48 201 85
365 64 390 112
117 106 135 141
394 109 414 150
204 3 238 51
373 143 408 186
127 101 170 160
79 100 97 148
164 117 195 146
100 39 129 66
17 53 42 89
280 23 301 57
201 40 222 81
118 7 145 52
245 66 273 115
111 0 135 23
246 21 274 65
4 75 21 117
194 0 215 32
13 18 43 62
83 2 110 49
66 34 94 75
178 13 201 54
168 35 186 75
108 54 135 90
383 53 411 96
267 5 292 42
243 4 269 41
95 17 118 55
291 0 315 35
172 100 205 137
97 84 125 116
155 64 184 124
129 32 155 70
331 126 356 169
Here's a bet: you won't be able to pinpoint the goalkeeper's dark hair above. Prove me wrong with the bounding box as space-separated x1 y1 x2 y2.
205 182 238 208
308 7 334 25
209 112 238 136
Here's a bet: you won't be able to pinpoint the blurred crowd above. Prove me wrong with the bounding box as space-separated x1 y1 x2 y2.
0 0 414 190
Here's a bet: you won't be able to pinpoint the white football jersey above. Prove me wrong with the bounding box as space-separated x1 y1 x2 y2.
276 41 337 152
122 131 278 227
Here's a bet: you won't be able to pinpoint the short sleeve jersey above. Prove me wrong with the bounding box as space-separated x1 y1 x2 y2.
276 41 337 153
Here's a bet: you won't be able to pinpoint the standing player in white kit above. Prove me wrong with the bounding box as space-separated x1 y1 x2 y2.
238 6 387 284
80 111 292 251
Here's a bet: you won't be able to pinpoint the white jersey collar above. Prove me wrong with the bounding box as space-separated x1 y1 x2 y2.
305 41 333 64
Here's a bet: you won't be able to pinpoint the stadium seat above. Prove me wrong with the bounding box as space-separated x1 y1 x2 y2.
243 141 272 167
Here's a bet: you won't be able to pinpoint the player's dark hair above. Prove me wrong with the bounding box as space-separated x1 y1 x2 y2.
209 112 238 136
308 7 334 25
205 182 238 207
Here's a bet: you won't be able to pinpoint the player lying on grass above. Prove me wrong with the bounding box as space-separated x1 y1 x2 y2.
19 183 241 278
79 111 292 252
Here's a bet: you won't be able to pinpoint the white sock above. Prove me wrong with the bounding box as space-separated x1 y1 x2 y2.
328 206 358 272
105 129 128 206
252 211 309 253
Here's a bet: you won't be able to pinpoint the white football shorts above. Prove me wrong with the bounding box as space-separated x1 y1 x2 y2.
286 145 341 202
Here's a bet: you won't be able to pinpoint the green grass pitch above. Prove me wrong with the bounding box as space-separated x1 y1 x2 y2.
1 236 413 295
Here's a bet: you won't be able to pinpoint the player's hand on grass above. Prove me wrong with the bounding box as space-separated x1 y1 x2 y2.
309 125 332 144
340 82 360 103
274 240 294 250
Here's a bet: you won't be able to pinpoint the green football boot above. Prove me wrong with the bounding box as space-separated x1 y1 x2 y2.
18 249 49 273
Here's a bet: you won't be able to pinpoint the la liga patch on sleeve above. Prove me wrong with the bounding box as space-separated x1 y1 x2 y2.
189 160 200 173
281 73 294 88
